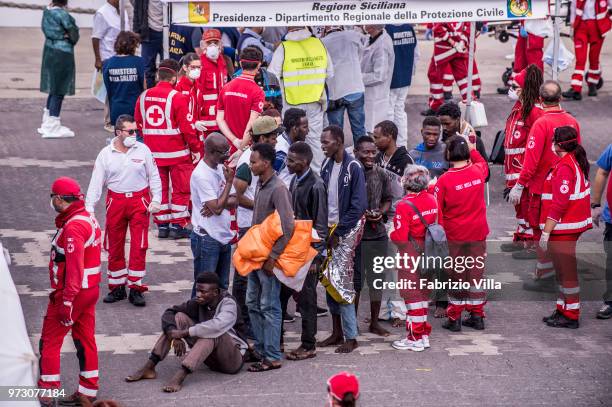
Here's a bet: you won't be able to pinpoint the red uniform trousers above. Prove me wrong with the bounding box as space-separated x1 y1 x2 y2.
38 288 99 398
399 265 431 343
512 33 545 85
446 241 487 321
104 188 150 292
440 58 480 95
428 55 470 111
548 233 581 320
513 186 534 242
155 162 193 227
571 20 605 92
527 193 555 279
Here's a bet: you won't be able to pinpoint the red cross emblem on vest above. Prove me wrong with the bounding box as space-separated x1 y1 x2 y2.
145 105 165 127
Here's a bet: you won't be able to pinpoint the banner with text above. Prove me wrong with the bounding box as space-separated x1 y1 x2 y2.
164 0 550 27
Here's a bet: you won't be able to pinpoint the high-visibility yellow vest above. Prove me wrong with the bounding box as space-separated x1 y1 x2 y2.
281 37 328 105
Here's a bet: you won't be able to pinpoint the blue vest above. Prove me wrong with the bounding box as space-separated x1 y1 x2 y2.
385 24 417 89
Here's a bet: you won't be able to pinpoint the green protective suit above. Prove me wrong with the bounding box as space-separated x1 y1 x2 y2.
40 6 80 96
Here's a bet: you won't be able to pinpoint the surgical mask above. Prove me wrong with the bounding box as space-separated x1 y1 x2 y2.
206 45 220 60
508 88 519 101
50 198 56 211
123 136 137 148
188 68 201 80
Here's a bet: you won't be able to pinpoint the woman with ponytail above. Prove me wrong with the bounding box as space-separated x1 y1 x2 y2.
540 126 593 329
502 64 544 253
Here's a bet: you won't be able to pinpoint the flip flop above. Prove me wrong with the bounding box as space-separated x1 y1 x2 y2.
286 348 316 361
247 360 282 372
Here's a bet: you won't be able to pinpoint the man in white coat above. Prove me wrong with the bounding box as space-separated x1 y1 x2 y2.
360 25 395 134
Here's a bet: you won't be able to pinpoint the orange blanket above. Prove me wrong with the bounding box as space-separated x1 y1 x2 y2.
233 211 318 277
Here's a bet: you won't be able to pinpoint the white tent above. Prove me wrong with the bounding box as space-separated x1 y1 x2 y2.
0 241 38 407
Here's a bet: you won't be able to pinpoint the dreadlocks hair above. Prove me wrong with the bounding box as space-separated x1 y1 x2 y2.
520 64 544 122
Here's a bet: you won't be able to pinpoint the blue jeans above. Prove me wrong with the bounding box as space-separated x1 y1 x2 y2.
190 232 231 297
326 292 358 340
246 269 282 361
326 92 366 144
46 94 64 117
141 29 164 88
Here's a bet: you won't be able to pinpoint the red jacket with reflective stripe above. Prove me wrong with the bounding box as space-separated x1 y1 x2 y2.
517 108 581 194
197 55 228 132
539 153 593 235
504 102 544 187
390 191 439 257
433 23 467 64
175 76 199 121
49 202 102 303
574 0 611 35
134 82 200 166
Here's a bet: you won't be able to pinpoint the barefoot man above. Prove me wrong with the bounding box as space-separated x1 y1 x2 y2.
125 272 248 392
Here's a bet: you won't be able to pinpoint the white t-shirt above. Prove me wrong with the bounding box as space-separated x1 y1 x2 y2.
275 133 293 188
190 161 236 245
235 149 258 229
92 3 128 61
327 161 342 226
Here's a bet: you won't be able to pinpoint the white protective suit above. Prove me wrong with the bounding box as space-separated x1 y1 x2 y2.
361 29 395 133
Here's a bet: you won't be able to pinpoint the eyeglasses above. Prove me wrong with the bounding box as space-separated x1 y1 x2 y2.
118 129 136 135
511 85 519 90
214 148 231 156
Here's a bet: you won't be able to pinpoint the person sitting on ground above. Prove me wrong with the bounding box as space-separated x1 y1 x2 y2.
125 272 248 392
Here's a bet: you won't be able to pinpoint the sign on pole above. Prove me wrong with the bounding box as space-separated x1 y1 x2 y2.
163 0 550 27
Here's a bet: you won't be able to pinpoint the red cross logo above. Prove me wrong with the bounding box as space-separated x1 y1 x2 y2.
145 105 165 127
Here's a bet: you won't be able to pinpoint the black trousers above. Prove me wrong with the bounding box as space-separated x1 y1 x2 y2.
280 271 318 351
232 228 251 335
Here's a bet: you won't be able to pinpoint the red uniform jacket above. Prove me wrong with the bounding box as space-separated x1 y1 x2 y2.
175 76 199 122
134 81 200 166
433 22 468 63
434 149 489 242
49 201 102 304
517 108 582 194
197 55 228 132
390 191 439 257
504 102 544 187
574 0 611 35
540 153 593 234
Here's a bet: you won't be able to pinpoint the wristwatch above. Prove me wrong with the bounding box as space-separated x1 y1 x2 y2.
591 203 601 209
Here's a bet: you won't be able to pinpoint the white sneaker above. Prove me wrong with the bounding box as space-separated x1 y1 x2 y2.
422 335 430 349
41 117 74 139
37 108 50 134
391 338 425 352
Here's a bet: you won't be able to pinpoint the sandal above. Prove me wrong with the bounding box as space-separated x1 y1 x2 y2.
286 346 316 361
247 359 282 372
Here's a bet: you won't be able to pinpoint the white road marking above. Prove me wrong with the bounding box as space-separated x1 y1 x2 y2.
0 157 93 168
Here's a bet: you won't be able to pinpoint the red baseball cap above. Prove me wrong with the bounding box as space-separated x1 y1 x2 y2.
514 68 527 88
203 29 222 42
327 371 360 401
51 177 82 197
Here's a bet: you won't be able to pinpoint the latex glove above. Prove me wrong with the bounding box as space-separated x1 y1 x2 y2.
194 121 208 132
191 151 201 164
454 41 466 53
592 206 602 227
85 206 95 214
508 183 524 205
58 301 74 327
519 26 528 38
148 201 161 214
539 231 550 252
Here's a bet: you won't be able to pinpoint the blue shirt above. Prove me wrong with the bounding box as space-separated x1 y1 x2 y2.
169 24 200 61
385 24 417 89
103 55 145 125
596 144 612 223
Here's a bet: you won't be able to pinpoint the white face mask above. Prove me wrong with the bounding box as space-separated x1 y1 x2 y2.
508 88 519 101
50 198 56 211
188 68 201 80
206 45 220 60
123 135 137 148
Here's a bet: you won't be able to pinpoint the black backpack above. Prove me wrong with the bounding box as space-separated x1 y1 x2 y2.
403 200 449 277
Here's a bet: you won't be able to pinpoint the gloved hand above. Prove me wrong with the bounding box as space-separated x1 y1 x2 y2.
148 201 161 214
503 187 512 202
85 206 95 214
539 231 550 252
508 183 524 205
454 41 466 53
58 301 74 327
592 206 602 227
191 151 201 164
519 26 528 38
194 121 208 132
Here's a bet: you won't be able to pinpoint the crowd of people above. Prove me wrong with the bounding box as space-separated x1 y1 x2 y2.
33 0 612 405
